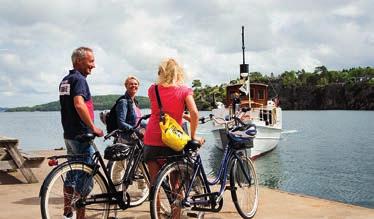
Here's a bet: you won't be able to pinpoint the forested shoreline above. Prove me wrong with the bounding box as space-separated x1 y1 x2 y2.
3 66 374 112
192 66 374 110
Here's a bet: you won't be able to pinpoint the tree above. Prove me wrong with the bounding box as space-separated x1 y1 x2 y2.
192 79 202 88
314 66 328 75
280 71 297 87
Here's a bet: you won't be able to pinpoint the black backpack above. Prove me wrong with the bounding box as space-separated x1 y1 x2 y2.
106 95 128 133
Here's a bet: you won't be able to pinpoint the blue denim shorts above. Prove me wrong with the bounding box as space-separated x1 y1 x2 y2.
64 139 95 196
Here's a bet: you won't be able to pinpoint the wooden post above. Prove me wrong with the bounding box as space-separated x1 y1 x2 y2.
0 136 38 183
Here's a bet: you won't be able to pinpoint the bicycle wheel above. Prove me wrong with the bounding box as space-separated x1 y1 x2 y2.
230 155 259 219
108 160 150 206
150 161 206 219
40 161 109 219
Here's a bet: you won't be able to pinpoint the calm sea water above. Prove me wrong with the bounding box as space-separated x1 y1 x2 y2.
0 110 373 208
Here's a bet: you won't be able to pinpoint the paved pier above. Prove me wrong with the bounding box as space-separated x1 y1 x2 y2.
0 150 373 219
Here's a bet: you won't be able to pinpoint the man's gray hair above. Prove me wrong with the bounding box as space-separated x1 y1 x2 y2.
71 47 93 66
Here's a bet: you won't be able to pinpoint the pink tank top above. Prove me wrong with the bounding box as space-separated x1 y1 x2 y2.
143 84 193 147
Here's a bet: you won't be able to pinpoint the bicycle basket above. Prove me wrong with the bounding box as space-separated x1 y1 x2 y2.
228 123 256 149
104 143 132 161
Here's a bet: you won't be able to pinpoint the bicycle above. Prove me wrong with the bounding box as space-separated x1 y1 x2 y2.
149 108 259 219
99 110 150 208
39 114 151 219
106 129 150 208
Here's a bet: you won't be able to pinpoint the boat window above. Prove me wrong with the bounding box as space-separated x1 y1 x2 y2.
250 89 254 99
258 89 265 100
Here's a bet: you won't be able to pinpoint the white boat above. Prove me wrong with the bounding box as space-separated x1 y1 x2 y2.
212 27 282 159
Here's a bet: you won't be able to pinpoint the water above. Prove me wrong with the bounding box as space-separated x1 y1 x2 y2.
255 111 374 209
0 110 373 208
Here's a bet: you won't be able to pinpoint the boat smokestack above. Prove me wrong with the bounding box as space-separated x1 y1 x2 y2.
240 26 249 79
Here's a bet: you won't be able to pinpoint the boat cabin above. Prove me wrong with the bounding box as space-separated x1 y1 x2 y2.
226 82 269 108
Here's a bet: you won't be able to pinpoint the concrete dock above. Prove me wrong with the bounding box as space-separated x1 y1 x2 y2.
0 150 373 219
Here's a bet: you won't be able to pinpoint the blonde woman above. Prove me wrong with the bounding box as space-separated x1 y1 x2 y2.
143 58 204 218
115 75 144 136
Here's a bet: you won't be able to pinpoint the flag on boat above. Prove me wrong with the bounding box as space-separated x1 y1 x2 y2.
239 79 250 95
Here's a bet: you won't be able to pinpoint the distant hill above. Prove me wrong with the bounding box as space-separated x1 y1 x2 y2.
5 95 150 112
0 107 8 112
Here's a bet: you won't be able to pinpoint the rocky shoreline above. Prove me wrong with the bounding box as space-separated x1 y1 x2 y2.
276 83 374 110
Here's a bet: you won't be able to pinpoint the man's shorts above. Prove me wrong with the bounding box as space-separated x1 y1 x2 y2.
64 138 95 196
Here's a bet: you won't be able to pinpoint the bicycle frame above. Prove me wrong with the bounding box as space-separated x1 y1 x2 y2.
191 145 249 210
113 136 151 194
80 132 151 210
166 111 254 211
75 141 129 210
161 142 251 212
40 133 150 212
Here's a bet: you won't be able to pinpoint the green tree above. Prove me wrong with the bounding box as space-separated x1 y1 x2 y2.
192 79 202 88
281 71 297 87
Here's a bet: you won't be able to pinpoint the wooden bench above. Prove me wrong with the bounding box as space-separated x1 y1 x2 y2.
0 136 45 183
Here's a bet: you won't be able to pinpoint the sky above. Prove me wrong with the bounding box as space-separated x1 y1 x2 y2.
0 0 373 107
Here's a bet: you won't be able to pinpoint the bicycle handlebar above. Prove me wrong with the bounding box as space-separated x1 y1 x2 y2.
199 107 250 130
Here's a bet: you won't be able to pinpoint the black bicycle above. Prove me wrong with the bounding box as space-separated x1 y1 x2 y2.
150 108 259 219
106 130 150 208
39 114 151 219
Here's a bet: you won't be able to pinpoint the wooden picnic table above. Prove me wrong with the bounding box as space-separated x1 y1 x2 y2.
0 136 44 183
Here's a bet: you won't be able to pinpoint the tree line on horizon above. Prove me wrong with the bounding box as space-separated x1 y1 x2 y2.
4 66 374 112
5 96 151 112
192 65 374 110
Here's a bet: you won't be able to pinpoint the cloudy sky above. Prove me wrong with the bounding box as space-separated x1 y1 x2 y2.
0 0 373 107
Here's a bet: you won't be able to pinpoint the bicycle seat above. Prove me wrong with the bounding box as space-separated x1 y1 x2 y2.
184 139 201 151
75 133 96 142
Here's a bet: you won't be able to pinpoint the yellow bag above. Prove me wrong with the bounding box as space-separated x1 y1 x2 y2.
160 113 191 151
155 84 190 151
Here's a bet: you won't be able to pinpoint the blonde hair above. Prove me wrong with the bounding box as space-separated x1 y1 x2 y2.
157 58 185 85
124 75 140 87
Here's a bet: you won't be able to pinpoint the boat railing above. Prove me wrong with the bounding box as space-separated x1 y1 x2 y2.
249 107 278 127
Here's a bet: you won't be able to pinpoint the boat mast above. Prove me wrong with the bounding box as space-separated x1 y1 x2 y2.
240 26 250 108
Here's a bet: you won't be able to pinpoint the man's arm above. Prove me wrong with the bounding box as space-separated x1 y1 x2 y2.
74 96 104 136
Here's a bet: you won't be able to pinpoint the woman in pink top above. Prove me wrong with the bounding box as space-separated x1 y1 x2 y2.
143 58 204 184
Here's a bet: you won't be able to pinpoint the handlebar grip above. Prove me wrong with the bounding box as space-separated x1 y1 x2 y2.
142 114 151 120
199 117 206 124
